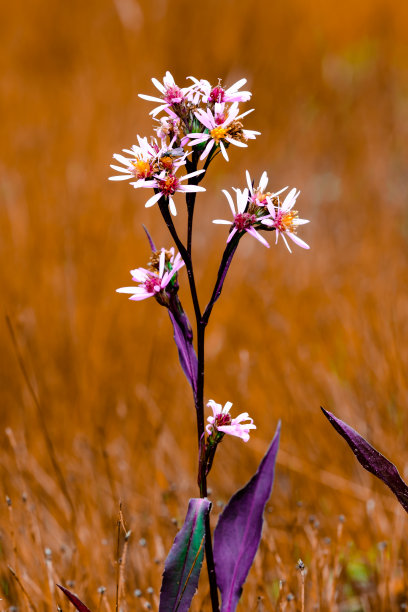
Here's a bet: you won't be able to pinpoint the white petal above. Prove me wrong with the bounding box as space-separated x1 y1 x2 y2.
130 292 153 301
151 77 166 93
109 175 133 181
159 249 165 277
220 141 229 161
225 137 248 148
168 196 177 216
116 287 140 293
226 78 247 94
222 189 236 216
145 192 162 208
287 231 310 249
236 108 254 120
138 93 164 103
181 185 206 193
246 170 253 193
110 164 133 174
259 171 268 192
181 169 205 181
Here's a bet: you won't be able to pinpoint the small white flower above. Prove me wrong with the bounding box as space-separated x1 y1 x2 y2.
139 71 192 117
206 399 256 443
109 136 186 184
262 188 310 252
186 102 260 162
116 248 185 301
213 188 270 247
138 169 206 216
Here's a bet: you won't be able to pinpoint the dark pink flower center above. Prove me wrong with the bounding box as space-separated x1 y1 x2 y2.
215 413 232 427
157 174 180 196
164 86 184 104
209 86 225 103
144 276 161 293
234 212 256 231
214 112 226 125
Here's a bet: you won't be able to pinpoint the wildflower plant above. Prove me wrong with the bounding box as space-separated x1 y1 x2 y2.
63 72 310 612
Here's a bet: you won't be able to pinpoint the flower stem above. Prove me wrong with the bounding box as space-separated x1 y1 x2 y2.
158 198 201 323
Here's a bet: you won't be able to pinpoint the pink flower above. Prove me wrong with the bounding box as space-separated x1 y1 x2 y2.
186 102 260 162
138 168 206 216
109 136 186 184
206 400 256 443
139 71 192 117
261 188 310 252
187 77 252 104
116 248 185 301
213 188 271 247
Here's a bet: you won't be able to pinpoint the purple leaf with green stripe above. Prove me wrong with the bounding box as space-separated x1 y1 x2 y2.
321 407 408 512
57 585 92 612
159 497 211 612
213 422 281 612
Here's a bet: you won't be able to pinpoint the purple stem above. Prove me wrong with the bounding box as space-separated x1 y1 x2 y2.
157 198 201 324
202 237 240 325
158 155 241 612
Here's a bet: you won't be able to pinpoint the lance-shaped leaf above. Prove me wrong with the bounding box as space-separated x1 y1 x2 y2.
213 422 281 612
57 585 92 612
159 497 211 612
321 407 408 513
168 309 198 396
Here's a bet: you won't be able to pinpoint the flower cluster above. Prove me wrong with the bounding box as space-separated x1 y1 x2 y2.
110 72 260 215
113 73 311 456
213 170 310 251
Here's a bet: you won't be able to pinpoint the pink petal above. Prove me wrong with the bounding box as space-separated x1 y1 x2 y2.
246 227 270 248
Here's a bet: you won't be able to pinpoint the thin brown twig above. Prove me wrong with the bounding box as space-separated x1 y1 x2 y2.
8 566 37 612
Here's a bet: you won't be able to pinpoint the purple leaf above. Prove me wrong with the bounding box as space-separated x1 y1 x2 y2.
168 309 197 395
321 407 408 513
159 498 211 612
57 585 92 612
142 224 156 251
213 422 281 612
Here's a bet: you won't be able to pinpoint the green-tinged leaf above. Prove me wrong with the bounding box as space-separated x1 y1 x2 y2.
159 498 211 612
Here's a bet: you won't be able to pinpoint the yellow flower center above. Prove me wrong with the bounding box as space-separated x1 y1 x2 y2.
210 126 227 143
132 159 151 179
280 211 298 232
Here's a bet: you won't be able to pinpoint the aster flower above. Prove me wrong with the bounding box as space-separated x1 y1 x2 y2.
139 71 192 117
109 136 186 184
187 77 252 104
246 170 288 207
138 168 206 216
206 400 256 443
186 102 260 162
116 248 185 302
213 188 270 247
262 188 310 252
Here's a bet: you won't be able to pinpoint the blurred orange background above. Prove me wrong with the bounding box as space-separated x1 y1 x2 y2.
1 0 408 609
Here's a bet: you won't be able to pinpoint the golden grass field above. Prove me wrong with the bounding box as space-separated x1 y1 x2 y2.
2 0 408 610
